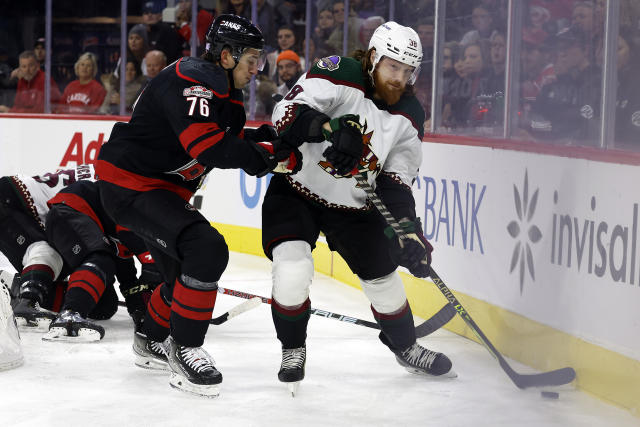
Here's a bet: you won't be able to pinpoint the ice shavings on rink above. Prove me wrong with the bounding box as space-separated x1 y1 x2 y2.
0 252 637 427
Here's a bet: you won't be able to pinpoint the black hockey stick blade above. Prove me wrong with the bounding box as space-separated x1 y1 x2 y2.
415 303 456 337
430 268 576 389
353 171 576 389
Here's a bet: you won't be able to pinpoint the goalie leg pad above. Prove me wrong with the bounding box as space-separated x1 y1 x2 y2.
360 271 407 314
0 283 23 371
271 241 314 307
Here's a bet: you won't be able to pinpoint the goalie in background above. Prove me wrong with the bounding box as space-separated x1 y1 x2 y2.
0 273 23 371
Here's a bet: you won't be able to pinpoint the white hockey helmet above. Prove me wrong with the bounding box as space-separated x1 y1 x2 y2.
368 21 423 85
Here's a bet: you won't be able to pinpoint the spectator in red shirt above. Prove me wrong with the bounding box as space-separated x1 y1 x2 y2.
56 52 106 114
0 50 60 113
175 0 215 48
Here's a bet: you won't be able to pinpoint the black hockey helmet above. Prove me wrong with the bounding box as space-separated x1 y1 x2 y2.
205 14 265 69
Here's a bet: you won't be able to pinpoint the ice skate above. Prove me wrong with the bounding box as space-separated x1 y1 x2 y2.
0 283 23 371
278 345 306 397
42 309 105 342
12 297 57 331
166 336 222 398
132 331 169 371
394 342 456 378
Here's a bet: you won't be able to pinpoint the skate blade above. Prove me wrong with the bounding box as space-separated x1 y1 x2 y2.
15 317 51 332
134 354 170 371
286 381 300 397
404 366 458 379
169 373 220 398
42 327 103 342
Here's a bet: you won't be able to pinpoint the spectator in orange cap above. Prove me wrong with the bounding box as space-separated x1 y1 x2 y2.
275 49 302 97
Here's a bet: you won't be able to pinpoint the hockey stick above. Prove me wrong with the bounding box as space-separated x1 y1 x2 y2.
217 285 451 337
117 292 262 326
352 170 576 389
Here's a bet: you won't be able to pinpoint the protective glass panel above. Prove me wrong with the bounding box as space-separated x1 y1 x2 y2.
434 0 509 136
516 0 605 147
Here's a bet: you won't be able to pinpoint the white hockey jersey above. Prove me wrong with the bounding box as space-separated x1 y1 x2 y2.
9 164 97 227
272 55 425 210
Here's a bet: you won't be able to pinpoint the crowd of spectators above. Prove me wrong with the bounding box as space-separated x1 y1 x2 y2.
428 0 640 148
0 0 638 149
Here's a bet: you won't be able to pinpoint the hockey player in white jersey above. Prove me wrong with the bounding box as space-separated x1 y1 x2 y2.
0 165 96 329
265 21 455 393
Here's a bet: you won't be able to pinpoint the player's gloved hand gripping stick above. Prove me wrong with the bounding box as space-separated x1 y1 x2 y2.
351 167 576 389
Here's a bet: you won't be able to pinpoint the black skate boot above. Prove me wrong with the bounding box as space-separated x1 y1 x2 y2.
12 297 57 331
42 309 105 342
166 336 222 398
132 331 169 371
394 342 456 378
278 345 306 396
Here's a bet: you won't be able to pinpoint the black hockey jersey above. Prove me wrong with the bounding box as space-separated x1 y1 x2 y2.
97 56 266 201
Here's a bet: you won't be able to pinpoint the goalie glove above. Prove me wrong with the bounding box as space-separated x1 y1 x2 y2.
321 114 364 176
251 139 303 177
385 218 433 278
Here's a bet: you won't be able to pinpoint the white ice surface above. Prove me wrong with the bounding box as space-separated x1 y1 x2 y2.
0 252 637 427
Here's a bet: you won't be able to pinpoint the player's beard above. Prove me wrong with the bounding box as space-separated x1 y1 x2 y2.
372 70 404 106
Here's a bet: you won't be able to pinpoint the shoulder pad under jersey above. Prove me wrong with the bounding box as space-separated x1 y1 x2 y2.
306 56 366 92
389 95 426 139
172 56 230 98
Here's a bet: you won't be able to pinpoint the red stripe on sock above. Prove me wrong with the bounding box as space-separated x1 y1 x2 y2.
68 270 105 302
171 303 213 321
51 281 66 311
272 298 310 316
173 278 217 310
21 264 54 279
371 301 410 321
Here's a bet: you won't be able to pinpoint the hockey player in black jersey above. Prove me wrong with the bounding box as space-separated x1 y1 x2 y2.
0 165 97 330
97 14 301 397
44 180 162 342
265 21 455 394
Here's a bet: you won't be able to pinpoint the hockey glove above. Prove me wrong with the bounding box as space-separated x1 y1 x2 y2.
244 124 278 142
322 114 364 176
251 139 303 177
385 218 433 278
120 280 153 330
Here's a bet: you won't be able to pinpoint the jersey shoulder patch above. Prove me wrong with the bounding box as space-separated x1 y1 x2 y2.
389 95 426 139
173 57 229 98
307 56 365 92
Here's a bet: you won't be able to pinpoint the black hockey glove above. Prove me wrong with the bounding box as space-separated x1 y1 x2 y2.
321 114 364 176
119 280 154 331
244 124 278 142
251 139 303 177
385 218 433 278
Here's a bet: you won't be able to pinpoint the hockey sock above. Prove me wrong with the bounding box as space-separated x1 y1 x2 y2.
372 301 416 352
169 275 218 347
42 280 67 312
271 298 311 349
144 283 171 342
19 264 55 304
63 264 109 317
